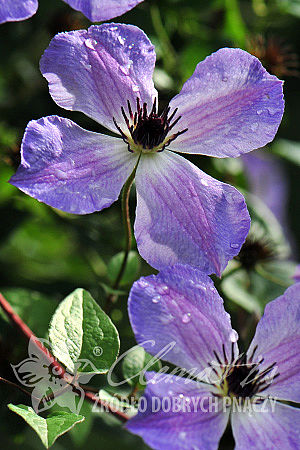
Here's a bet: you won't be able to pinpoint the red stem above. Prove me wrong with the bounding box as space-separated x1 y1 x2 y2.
0 292 128 422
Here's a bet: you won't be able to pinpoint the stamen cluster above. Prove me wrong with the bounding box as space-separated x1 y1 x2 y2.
113 98 188 153
236 237 276 270
209 344 279 401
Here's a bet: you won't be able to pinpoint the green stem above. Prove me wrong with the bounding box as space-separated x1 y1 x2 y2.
220 264 241 282
105 155 141 312
255 264 289 287
150 4 176 72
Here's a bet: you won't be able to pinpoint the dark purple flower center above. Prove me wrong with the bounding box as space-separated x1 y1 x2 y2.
235 237 275 270
113 98 188 152
210 344 279 400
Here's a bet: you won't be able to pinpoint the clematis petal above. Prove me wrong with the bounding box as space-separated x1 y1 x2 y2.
134 151 250 276
242 150 289 232
128 264 238 375
40 23 157 133
9 116 138 214
0 0 38 24
247 283 300 403
168 48 284 157
127 372 229 450
231 402 300 450
63 0 144 22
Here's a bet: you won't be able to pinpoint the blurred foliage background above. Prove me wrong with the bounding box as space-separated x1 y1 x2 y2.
0 0 299 448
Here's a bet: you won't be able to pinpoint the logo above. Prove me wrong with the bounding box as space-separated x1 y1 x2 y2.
12 336 100 414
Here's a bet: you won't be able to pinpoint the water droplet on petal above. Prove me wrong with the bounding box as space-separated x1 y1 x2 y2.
119 66 129 75
182 313 191 324
132 85 139 92
85 38 96 50
257 109 263 115
152 295 161 304
222 76 228 82
179 431 186 440
158 285 170 295
230 243 240 249
267 107 279 116
200 178 208 186
250 122 259 131
118 35 125 45
195 283 206 291
138 279 149 288
54 168 69 180
230 329 239 343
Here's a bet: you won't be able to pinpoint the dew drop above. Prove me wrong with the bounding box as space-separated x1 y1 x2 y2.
267 107 279 116
158 285 170 295
179 431 186 440
152 295 161 304
200 178 208 186
230 243 240 249
224 191 234 203
138 279 149 288
132 85 139 92
250 122 259 131
230 329 239 343
195 283 206 291
222 76 228 82
118 35 125 45
54 168 69 180
85 38 96 50
119 66 129 75
182 313 191 324
256 109 263 115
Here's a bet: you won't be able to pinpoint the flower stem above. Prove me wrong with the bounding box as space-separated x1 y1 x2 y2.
105 155 141 313
150 4 177 72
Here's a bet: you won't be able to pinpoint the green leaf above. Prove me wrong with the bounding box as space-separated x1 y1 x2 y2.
122 346 162 387
8 404 84 448
49 289 120 374
107 251 140 287
244 191 291 258
222 260 296 313
272 139 300 166
0 288 57 337
221 269 262 313
96 390 136 418
69 401 94 447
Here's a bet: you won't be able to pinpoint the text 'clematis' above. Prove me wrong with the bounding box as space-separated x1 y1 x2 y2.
10 24 284 275
0 0 143 24
127 265 300 449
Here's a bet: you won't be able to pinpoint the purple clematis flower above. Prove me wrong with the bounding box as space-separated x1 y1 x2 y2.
10 24 284 275
294 265 300 282
0 0 38 24
242 149 292 240
127 265 300 449
0 0 143 24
